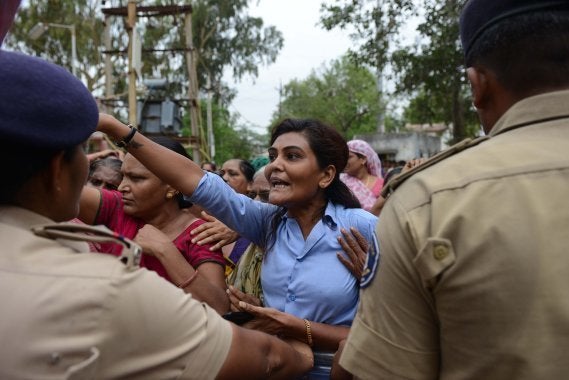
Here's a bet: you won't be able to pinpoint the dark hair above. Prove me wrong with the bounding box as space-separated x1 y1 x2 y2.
237 159 255 182
0 142 78 204
200 161 217 171
384 166 404 185
135 136 194 209
262 118 361 250
465 10 569 96
270 118 360 208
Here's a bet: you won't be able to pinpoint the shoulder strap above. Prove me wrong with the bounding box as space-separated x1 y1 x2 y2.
381 136 490 199
32 223 142 270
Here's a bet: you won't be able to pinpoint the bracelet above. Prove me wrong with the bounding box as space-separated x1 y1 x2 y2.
303 319 313 347
178 270 199 289
115 124 137 148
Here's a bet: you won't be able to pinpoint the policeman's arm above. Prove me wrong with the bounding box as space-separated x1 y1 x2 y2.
216 324 314 379
97 114 204 197
78 186 101 225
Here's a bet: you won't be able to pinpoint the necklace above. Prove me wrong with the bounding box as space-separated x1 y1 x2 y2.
365 175 373 187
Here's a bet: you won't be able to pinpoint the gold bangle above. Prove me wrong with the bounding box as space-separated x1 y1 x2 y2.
303 319 313 347
178 270 198 289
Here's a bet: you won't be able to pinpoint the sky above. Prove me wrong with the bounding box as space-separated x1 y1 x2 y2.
224 0 355 132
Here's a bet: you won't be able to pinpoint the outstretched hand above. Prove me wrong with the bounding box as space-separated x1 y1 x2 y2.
237 300 292 336
190 211 240 251
227 285 262 311
337 227 369 281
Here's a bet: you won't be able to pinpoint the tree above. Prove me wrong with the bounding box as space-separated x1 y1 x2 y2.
320 0 415 132
6 0 281 156
392 0 478 143
6 0 110 93
274 56 381 139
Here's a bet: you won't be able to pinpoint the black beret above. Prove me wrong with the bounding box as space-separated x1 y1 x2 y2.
460 0 569 57
0 50 98 150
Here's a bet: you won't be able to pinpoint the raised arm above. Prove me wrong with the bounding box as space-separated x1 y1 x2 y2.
78 186 102 225
97 114 204 196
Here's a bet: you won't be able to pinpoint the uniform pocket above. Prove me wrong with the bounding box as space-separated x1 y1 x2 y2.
413 238 456 289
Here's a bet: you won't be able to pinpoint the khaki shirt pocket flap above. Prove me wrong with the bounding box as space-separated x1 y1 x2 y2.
413 238 455 288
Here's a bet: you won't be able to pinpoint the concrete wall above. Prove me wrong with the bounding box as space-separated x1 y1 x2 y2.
355 132 442 161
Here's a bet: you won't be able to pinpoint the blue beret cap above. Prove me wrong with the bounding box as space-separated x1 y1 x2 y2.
0 50 98 150
460 0 569 57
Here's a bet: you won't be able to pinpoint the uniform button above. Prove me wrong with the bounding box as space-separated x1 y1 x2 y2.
289 295 296 301
433 245 448 261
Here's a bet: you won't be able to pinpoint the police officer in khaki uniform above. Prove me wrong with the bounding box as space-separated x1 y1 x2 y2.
338 1 569 379
0 50 313 378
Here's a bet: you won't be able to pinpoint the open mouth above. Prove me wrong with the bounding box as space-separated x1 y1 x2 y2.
270 178 289 190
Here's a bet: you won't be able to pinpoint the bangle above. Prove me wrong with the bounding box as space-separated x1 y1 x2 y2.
115 124 137 148
178 270 199 289
303 319 313 347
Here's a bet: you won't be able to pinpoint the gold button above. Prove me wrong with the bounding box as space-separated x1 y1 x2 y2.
433 245 448 261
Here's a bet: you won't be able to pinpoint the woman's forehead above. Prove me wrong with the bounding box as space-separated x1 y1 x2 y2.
270 132 310 150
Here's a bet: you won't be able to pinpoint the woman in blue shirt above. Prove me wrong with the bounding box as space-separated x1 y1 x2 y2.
98 115 378 352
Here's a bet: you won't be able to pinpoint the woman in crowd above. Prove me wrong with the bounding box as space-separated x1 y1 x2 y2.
78 136 229 313
218 158 256 273
220 158 255 195
87 156 123 191
340 139 384 212
97 115 378 352
226 166 270 302
200 161 217 172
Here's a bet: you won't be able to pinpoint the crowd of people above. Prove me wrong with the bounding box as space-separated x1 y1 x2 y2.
1 0 569 378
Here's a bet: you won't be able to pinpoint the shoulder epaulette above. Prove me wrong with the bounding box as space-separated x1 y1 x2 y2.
32 223 142 270
381 135 490 199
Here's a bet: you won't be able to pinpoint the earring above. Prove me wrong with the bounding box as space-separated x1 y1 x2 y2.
166 192 175 199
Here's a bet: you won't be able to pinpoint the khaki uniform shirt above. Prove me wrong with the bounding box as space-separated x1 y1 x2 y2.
0 206 232 379
341 90 569 379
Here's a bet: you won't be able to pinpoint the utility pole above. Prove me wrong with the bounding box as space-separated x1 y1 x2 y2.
277 80 283 120
101 4 199 158
206 75 215 160
103 15 113 114
375 0 386 134
184 11 202 162
126 0 137 126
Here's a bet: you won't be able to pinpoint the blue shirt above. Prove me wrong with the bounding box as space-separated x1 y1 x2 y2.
190 173 378 325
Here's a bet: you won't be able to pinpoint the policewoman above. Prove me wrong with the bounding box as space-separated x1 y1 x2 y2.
339 0 569 379
0 50 312 379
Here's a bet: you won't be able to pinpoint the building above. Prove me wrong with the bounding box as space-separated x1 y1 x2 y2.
356 123 448 164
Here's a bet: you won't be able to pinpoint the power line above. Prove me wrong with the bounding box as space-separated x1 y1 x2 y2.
229 104 268 132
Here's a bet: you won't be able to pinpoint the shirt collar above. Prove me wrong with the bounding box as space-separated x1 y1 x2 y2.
490 89 569 137
282 201 339 229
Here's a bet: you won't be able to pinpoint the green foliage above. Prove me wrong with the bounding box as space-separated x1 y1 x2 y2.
274 56 380 139
320 0 415 69
7 0 280 157
320 0 415 132
138 0 284 99
392 0 478 143
200 100 264 164
320 0 481 143
191 0 283 88
6 0 109 92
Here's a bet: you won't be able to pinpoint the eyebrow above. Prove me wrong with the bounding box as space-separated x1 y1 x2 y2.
268 145 304 152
